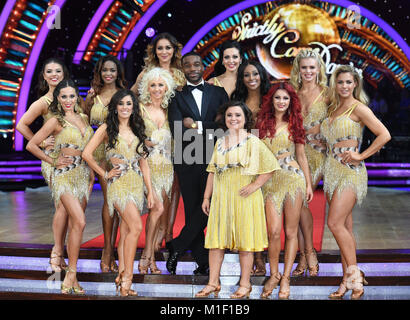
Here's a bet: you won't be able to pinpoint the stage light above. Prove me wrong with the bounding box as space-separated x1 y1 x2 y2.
145 27 155 38
167 13 172 18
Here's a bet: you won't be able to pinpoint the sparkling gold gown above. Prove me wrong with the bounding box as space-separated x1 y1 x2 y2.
105 135 145 217
89 95 108 164
262 126 307 215
141 104 173 203
302 89 327 186
320 103 367 205
205 134 280 252
40 96 55 186
52 114 93 206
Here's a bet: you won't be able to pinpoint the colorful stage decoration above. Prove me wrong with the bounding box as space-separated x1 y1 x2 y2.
183 0 410 90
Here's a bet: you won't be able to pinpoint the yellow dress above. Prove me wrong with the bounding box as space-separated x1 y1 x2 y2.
302 89 327 185
141 104 173 203
89 95 108 164
105 135 145 217
52 114 94 206
320 103 367 205
41 96 55 186
262 126 307 215
205 134 280 252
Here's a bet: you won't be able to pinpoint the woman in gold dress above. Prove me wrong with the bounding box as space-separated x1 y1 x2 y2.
131 33 185 249
207 40 243 97
231 59 271 276
137 67 176 274
27 79 94 294
289 49 328 276
256 83 313 299
321 65 390 299
16 58 70 273
195 101 280 299
84 55 127 273
83 89 154 296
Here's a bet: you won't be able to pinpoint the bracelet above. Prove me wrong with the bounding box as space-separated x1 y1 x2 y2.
40 140 45 149
203 197 210 201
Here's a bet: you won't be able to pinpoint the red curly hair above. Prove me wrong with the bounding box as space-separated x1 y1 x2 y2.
256 82 305 144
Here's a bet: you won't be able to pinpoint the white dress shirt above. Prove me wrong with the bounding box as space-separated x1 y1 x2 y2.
186 79 204 134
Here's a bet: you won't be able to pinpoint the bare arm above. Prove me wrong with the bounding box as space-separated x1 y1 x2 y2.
82 124 109 177
239 172 273 198
202 173 214 215
16 98 48 141
296 143 314 202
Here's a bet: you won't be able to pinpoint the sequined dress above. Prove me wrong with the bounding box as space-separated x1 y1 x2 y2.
302 89 327 185
106 135 145 217
205 134 280 252
89 95 109 164
40 96 55 186
262 126 307 215
52 114 93 206
320 103 367 205
141 104 173 203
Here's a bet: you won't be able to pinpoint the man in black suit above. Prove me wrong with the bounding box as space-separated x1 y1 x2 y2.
166 51 229 275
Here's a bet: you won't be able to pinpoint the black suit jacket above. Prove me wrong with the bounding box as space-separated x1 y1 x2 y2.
168 82 229 166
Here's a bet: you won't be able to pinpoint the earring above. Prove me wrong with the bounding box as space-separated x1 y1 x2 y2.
316 73 319 84
298 73 301 83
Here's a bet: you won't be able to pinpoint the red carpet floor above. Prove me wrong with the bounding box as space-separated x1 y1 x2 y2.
81 190 327 252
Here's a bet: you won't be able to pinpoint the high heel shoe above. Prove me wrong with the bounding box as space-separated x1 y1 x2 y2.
260 272 281 299
346 265 366 300
328 279 348 299
149 258 162 274
252 257 266 276
291 252 307 277
61 267 85 295
49 249 66 273
100 249 110 273
305 248 319 277
278 275 291 300
138 256 149 275
195 283 221 298
119 274 138 297
110 257 119 273
115 273 121 294
231 284 252 299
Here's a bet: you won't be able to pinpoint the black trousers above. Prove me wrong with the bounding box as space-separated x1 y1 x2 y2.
171 163 209 267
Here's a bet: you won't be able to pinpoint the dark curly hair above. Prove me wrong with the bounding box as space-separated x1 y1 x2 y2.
49 79 82 125
90 54 127 96
217 100 254 132
230 60 271 101
256 82 305 144
37 57 70 97
105 89 149 157
213 40 244 77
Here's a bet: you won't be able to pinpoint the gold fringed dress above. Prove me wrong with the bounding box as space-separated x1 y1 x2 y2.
302 89 327 186
141 105 173 203
40 96 55 186
52 114 94 206
89 95 109 164
262 126 307 215
320 103 367 205
105 135 145 217
205 134 280 252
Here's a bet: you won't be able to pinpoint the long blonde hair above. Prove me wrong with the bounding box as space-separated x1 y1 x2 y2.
328 65 369 115
290 48 327 91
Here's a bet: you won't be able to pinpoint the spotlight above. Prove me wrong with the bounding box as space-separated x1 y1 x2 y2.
145 27 155 38
167 13 172 18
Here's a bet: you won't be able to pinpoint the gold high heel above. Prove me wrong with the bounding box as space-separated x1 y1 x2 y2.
252 257 266 276
61 267 85 295
49 249 66 273
305 248 319 277
260 272 281 299
195 283 221 298
100 249 110 273
346 266 366 300
138 256 149 275
231 284 252 299
115 273 121 294
110 257 119 273
119 274 138 297
291 252 307 277
278 275 291 300
329 279 348 299
149 258 162 274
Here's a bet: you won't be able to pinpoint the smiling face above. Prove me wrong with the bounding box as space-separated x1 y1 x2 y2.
222 47 241 73
243 64 261 91
225 106 246 130
101 60 118 85
156 38 174 65
336 72 356 99
116 95 133 120
299 57 319 83
182 55 204 84
273 89 291 114
43 62 64 88
57 86 77 113
148 77 167 102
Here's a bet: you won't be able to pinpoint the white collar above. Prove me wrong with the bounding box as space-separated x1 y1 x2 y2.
186 79 205 87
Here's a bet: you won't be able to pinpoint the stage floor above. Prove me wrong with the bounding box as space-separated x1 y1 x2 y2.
0 186 409 250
